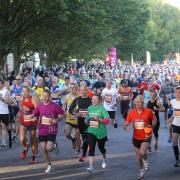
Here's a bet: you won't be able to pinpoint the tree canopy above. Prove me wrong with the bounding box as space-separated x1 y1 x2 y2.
0 0 180 66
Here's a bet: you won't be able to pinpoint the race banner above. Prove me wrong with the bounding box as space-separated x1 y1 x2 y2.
108 48 117 67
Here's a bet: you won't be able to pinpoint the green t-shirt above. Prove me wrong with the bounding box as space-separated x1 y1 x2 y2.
87 105 109 139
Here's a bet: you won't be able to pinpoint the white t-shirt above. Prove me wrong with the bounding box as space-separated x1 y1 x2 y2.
0 87 9 114
171 99 180 126
101 87 119 111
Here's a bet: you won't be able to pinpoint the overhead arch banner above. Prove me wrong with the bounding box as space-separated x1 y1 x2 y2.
108 48 116 67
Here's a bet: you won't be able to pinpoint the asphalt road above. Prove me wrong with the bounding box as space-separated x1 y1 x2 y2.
0 109 180 180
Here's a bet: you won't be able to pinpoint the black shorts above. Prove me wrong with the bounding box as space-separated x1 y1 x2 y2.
38 134 56 143
107 111 115 119
66 122 78 128
172 125 180 134
0 114 10 125
132 139 149 149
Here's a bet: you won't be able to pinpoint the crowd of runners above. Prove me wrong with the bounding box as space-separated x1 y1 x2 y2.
0 61 180 179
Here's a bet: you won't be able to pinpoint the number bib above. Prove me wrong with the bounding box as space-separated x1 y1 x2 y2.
134 121 144 130
42 116 51 125
89 120 99 128
79 110 88 117
174 109 180 118
105 95 112 103
24 115 33 122
69 114 77 120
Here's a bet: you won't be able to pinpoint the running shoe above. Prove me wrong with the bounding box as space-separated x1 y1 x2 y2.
79 156 85 162
87 167 94 173
137 169 145 179
1 139 7 147
174 161 180 167
76 150 81 157
101 160 107 169
54 142 60 155
143 160 149 171
30 159 37 164
12 136 17 143
114 121 118 128
45 164 54 173
20 150 27 159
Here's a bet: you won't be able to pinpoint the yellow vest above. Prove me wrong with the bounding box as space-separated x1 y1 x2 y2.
65 94 78 125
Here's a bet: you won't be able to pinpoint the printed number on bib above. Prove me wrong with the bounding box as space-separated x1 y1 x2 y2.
105 95 112 103
134 121 144 130
90 120 99 128
79 110 88 117
24 115 33 122
42 116 51 125
174 109 180 118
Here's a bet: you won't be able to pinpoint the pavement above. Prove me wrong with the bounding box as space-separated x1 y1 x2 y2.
0 109 180 180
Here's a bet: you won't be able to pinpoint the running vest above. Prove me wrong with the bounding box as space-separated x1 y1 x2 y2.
66 94 78 125
20 96 36 126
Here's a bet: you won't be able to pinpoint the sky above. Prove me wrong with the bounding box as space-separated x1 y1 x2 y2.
165 0 180 7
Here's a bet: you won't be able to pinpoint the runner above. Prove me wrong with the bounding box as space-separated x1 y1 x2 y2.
147 89 165 152
124 95 156 179
101 80 119 128
85 94 109 172
18 86 40 163
32 89 65 172
168 86 180 167
0 79 12 148
63 83 81 156
69 85 92 162
119 80 133 120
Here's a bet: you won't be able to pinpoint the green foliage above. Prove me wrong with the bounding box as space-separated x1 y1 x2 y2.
0 0 179 65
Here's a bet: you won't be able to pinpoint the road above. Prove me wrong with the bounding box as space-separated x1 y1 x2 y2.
0 109 180 180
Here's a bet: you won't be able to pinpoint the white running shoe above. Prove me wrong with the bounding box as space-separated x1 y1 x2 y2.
143 160 149 171
101 160 107 169
137 169 145 179
1 139 7 147
45 165 54 173
87 167 94 173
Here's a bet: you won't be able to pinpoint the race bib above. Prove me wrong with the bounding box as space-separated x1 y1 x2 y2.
89 120 99 128
15 95 21 101
134 121 144 130
79 110 88 117
174 109 180 117
42 116 51 125
69 114 77 120
105 95 112 103
123 96 129 100
132 87 137 92
24 115 33 122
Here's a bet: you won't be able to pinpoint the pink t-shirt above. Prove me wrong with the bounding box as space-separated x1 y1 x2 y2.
33 101 64 136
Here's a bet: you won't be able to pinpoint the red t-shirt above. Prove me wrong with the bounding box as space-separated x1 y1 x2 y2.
126 108 156 140
138 82 149 95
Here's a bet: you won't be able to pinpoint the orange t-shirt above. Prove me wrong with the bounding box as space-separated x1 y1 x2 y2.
126 108 155 140
176 74 180 81
119 87 132 100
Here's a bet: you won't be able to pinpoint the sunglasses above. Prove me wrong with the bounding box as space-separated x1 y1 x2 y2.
16 79 21 80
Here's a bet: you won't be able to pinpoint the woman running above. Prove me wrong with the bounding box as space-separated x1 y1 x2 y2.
18 86 40 164
85 94 109 172
147 89 165 152
124 95 156 179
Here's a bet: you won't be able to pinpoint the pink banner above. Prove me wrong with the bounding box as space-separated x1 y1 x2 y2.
108 48 116 67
